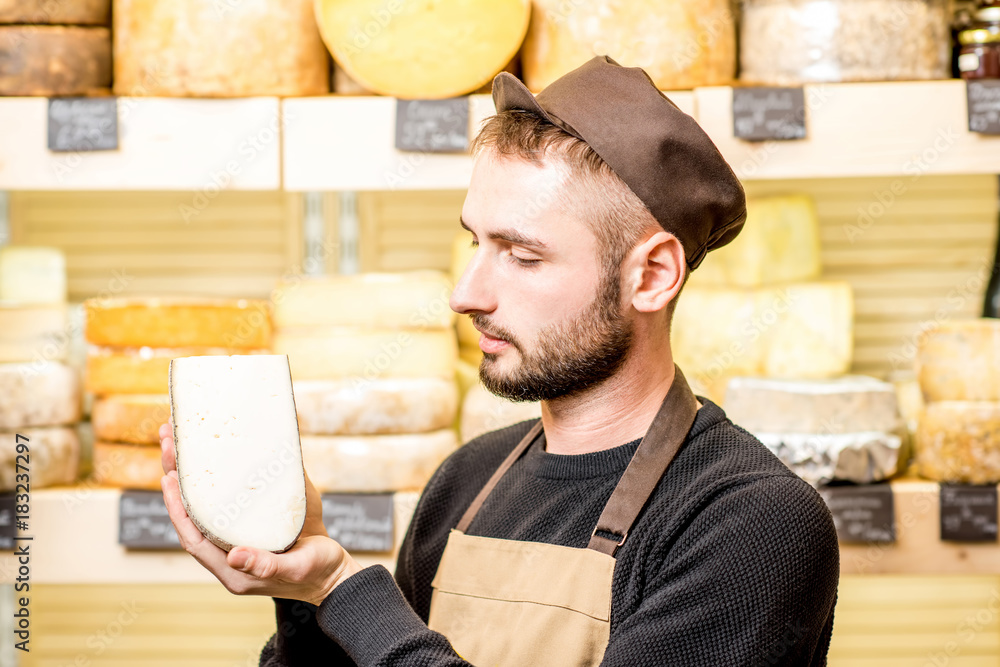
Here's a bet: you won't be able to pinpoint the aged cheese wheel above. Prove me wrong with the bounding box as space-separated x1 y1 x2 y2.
916 401 1000 484
0 247 66 304
113 0 328 97
0 427 79 492
0 362 81 430
460 383 540 443
522 0 736 92
84 297 271 349
293 377 457 435
272 272 453 330
0 0 110 24
273 327 457 380
917 320 1000 402
0 304 68 363
86 346 269 395
91 394 170 445
301 429 458 493
315 0 530 99
0 26 111 96
91 441 162 490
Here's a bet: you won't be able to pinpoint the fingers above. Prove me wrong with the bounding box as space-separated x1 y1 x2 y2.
159 422 176 474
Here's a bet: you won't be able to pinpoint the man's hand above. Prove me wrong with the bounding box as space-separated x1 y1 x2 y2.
159 421 362 606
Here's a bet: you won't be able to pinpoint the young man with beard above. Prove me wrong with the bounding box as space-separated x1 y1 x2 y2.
158 56 840 666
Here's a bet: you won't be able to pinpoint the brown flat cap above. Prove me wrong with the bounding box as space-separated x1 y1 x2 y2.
492 55 746 270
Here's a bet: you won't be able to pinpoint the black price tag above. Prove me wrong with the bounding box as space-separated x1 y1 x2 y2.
395 98 469 153
732 87 807 141
47 97 119 152
820 484 896 544
967 80 1000 135
0 492 14 551
940 484 998 542
118 491 182 550
321 493 394 552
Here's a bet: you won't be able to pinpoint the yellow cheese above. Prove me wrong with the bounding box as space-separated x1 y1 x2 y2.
917 320 1000 402
916 401 1000 484
522 0 735 91
86 346 269 395
315 0 530 99
762 282 853 378
0 304 69 363
672 286 765 383
273 272 453 329
274 327 457 381
91 441 163 490
0 246 67 304
301 430 458 493
91 394 170 445
691 195 822 288
0 427 79 492
0 361 81 430
84 297 271 348
460 383 541 443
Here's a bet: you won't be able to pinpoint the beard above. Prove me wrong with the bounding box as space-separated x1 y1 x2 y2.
474 267 634 402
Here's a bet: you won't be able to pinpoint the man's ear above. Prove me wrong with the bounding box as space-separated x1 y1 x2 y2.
626 231 685 314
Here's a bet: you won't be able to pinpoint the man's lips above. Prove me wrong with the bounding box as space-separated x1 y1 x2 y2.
474 323 511 354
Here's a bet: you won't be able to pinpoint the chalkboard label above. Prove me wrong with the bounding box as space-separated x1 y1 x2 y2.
119 491 182 550
0 492 13 551
321 494 394 552
820 484 895 544
395 98 469 153
940 484 999 542
47 97 119 152
733 87 807 141
967 80 1000 135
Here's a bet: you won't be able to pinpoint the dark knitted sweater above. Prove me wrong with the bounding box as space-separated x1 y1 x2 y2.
260 398 840 666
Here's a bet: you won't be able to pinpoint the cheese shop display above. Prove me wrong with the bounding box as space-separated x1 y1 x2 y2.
521 0 736 92
91 394 170 445
85 345 269 395
0 25 111 96
0 0 110 24
740 0 951 84
916 319 1000 402
0 246 67 304
915 401 1000 483
91 441 163 490
460 383 541 443
301 430 458 493
0 427 80 491
112 0 328 97
315 0 530 98
0 362 81 430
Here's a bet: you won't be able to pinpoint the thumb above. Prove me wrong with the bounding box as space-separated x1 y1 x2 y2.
228 546 279 579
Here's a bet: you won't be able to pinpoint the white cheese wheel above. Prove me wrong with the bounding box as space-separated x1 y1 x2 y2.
91 441 163 490
272 272 453 329
917 320 1000 402
315 0 530 99
0 427 80 492
0 0 110 24
301 429 458 493
91 394 170 445
113 0 328 97
916 401 1000 484
0 362 81 430
460 383 541 443
0 247 67 305
0 304 69 363
0 26 111 96
293 378 457 435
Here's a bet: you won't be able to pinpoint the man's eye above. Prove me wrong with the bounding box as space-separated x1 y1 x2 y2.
510 254 541 266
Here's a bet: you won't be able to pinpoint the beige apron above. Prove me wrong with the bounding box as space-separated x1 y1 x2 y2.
428 366 700 666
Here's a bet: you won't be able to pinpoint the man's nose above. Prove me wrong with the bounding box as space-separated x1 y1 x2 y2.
450 247 496 316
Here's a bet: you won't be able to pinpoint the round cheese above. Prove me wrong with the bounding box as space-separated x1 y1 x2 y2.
0 246 67 304
86 345 270 395
91 441 163 490
917 320 1000 402
0 427 80 492
91 394 170 445
0 0 109 24
460 383 540 443
0 304 69 363
0 362 81 430
916 401 1000 484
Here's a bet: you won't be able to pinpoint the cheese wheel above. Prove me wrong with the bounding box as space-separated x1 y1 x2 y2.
273 272 453 329
113 0 328 97
293 378 457 435
755 431 903 485
84 298 271 349
0 26 111 96
917 320 1000 402
86 346 270 395
0 304 69 363
301 430 458 493
0 247 67 304
91 441 163 490
522 0 735 92
91 394 170 445
0 427 80 492
0 362 81 430
915 401 1000 484
460 383 540 443
0 0 110 24
315 0 530 99
274 327 457 381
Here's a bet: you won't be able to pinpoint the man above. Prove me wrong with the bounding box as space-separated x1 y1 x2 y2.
159 56 839 666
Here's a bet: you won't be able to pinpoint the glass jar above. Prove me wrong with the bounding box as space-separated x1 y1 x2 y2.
958 6 1000 78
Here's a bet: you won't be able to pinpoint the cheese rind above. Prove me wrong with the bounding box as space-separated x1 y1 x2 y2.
86 346 269 395
917 320 1000 402
915 401 1000 484
0 362 81 429
91 394 170 445
0 247 67 304
755 431 903 485
0 26 111 96
0 427 79 491
460 384 540 443
301 430 458 493
91 441 163 490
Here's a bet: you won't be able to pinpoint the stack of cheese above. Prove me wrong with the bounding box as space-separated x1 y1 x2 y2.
271 273 459 493
85 297 271 490
724 376 906 485
674 195 854 403
0 246 82 491
915 320 1000 483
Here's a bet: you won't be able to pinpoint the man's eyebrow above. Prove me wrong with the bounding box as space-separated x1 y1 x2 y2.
459 216 548 249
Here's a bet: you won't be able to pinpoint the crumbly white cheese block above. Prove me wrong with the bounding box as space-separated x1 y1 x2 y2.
755 431 903 485
0 247 67 304
294 378 457 435
84 297 271 349
0 304 69 363
272 272 454 329
301 430 458 493
91 441 162 491
724 376 901 434
169 355 306 553
86 346 270 395
917 320 1000 402
0 362 81 430
0 427 80 492
915 401 1000 484
460 383 541 443
91 394 170 445
761 282 853 378
274 327 457 381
